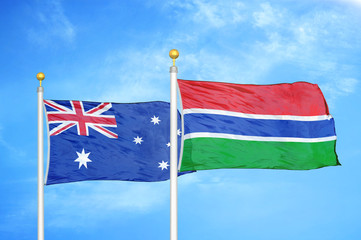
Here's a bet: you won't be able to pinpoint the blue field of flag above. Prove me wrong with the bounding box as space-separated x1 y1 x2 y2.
44 100 187 185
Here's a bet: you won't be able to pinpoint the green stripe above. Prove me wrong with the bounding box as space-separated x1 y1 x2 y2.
180 138 339 171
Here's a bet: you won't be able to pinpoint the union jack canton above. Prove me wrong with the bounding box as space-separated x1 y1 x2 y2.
44 100 118 138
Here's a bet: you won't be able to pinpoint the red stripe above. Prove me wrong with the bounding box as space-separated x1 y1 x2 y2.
94 125 118 138
48 114 116 125
87 102 109 114
178 80 329 116
51 123 76 136
44 100 67 112
72 101 88 135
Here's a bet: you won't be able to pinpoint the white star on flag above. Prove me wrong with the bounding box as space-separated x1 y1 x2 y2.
166 142 171 147
158 160 170 170
133 136 143 144
177 129 181 136
74 149 92 169
151 115 161 125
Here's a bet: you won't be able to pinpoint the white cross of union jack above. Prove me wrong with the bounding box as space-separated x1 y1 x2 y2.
44 100 118 138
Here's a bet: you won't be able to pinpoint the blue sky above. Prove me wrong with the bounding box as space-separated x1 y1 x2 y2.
1 0 361 239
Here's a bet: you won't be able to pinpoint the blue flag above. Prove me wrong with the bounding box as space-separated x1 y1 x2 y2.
44 100 186 185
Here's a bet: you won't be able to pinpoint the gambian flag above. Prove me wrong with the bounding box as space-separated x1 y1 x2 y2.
177 79 340 172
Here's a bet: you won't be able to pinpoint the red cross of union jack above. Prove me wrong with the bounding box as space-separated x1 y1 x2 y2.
44 100 118 139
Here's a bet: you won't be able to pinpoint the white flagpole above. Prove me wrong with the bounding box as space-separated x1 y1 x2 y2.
37 72 45 240
169 49 179 240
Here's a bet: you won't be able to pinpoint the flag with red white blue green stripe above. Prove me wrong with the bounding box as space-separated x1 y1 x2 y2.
178 79 339 171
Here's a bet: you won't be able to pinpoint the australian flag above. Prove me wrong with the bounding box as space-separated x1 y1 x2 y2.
44 100 187 185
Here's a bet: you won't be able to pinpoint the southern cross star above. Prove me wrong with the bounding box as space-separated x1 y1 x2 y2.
151 115 161 125
133 136 143 144
74 149 92 169
158 160 170 170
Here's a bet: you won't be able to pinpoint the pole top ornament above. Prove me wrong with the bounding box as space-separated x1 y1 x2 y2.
36 72 45 87
169 49 179 66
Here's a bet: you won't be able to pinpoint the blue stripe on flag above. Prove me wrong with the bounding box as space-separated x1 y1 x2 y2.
184 113 336 139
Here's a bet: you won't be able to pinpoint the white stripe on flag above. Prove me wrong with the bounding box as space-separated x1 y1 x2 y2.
184 132 337 143
183 108 333 121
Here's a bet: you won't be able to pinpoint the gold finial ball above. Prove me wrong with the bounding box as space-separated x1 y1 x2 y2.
169 49 179 60
36 72 45 81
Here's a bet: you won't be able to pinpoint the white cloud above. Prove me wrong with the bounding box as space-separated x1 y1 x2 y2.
178 171 301 224
337 78 358 93
43 45 174 103
332 0 361 7
48 1 360 107
192 0 245 27
165 0 246 28
319 78 359 108
253 2 283 28
293 26 316 45
0 199 37 235
324 77 359 95
246 3 361 93
28 0 75 45
0 125 26 158
95 48 171 103
45 181 168 228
